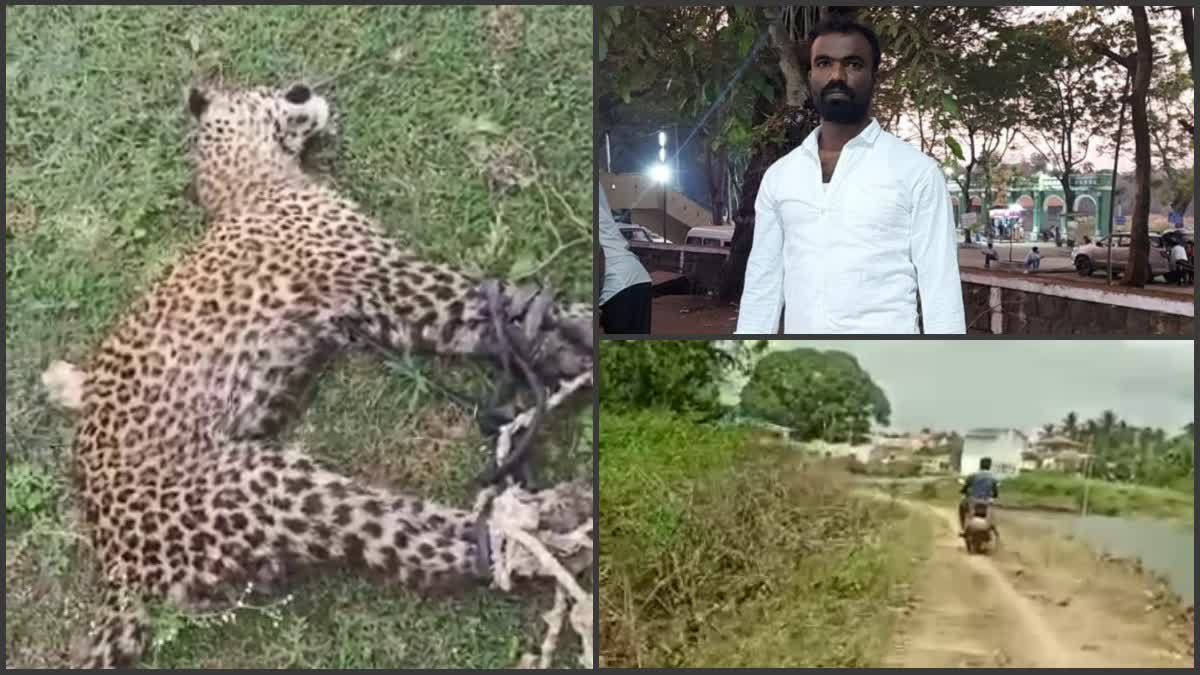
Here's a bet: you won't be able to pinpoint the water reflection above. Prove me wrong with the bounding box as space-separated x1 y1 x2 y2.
1005 508 1194 603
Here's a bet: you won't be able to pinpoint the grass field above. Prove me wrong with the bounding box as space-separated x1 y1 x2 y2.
5 5 592 668
599 411 931 668
911 472 1195 524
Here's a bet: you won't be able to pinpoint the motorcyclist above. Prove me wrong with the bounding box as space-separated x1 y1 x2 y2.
959 456 999 534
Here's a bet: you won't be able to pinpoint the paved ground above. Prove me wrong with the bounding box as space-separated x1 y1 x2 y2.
648 294 739 335
959 243 1195 296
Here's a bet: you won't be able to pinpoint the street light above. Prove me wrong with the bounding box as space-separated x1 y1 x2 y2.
649 129 670 242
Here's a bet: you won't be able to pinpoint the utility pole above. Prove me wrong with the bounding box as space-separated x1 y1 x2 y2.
1081 438 1094 519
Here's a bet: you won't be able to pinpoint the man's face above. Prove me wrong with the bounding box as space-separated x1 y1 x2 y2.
808 31 875 124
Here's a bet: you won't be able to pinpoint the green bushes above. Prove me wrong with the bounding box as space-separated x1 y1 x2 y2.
600 411 930 667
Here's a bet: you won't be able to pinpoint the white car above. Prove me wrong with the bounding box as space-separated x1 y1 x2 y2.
1071 232 1174 280
684 225 735 249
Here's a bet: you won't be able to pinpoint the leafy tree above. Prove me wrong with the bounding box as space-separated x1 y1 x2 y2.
739 348 890 443
1062 411 1079 439
1146 46 1195 217
1016 11 1119 244
939 24 1037 226
1043 411 1193 489
597 6 777 225
1090 6 1172 287
599 339 763 417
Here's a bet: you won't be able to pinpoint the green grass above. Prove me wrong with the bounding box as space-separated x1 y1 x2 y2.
599 412 931 668
5 5 591 669
909 472 1195 524
1001 471 1195 523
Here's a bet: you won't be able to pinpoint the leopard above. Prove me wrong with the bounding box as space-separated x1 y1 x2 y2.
63 80 593 668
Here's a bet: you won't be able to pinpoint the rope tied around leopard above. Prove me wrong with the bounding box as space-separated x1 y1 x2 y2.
472 369 594 669
476 279 556 487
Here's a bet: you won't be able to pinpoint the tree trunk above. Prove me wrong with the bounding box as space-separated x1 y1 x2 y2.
959 173 974 243
716 145 728 226
1059 172 1074 245
704 132 729 227
1181 8 1195 136
1124 6 1153 288
718 8 825 303
718 105 816 302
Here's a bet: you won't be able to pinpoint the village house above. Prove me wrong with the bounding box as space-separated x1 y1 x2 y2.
960 428 1029 479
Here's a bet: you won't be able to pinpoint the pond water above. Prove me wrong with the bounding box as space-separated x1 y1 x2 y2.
1004 508 1194 604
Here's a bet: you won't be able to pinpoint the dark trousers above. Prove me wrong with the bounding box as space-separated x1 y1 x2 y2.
1174 261 1193 285
600 282 652 335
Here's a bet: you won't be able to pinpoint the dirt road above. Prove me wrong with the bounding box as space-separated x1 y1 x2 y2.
884 502 1193 668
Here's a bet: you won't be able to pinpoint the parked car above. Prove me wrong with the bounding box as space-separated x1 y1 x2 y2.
1071 232 1183 281
684 225 734 249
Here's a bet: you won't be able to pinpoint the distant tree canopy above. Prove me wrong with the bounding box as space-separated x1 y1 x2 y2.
739 348 891 443
600 340 767 416
1043 411 1194 489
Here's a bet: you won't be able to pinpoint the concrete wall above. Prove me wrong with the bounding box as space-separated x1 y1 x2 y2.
959 271 1194 336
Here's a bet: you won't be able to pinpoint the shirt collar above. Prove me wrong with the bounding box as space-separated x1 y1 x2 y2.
801 117 882 157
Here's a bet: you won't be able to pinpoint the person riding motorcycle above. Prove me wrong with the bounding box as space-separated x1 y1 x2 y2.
959 456 999 534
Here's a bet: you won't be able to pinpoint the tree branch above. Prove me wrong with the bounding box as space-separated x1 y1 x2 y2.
1090 43 1133 71
1179 7 1194 80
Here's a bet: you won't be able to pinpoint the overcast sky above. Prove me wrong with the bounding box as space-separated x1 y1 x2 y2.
725 340 1193 435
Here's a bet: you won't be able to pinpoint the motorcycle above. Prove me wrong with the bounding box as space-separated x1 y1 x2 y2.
961 497 998 555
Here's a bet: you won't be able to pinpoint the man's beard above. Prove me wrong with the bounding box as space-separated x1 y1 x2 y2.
813 82 871 124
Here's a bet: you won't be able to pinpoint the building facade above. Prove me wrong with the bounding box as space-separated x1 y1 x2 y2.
960 428 1030 480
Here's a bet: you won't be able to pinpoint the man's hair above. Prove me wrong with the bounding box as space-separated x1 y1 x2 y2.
980 457 992 470
804 14 883 73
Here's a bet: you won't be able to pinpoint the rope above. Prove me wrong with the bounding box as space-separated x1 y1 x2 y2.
473 370 594 669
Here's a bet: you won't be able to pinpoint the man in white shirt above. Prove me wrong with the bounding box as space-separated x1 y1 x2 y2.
598 182 653 333
1169 241 1191 286
735 15 966 334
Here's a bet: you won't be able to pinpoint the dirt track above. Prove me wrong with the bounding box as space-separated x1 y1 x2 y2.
884 502 1192 668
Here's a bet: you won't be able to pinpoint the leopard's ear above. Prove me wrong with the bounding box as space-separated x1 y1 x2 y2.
188 87 209 119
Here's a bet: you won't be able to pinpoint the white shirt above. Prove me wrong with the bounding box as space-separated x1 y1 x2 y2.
598 182 651 305
735 119 966 334
1170 244 1188 264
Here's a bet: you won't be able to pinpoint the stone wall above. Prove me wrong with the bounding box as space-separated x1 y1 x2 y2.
960 271 1193 336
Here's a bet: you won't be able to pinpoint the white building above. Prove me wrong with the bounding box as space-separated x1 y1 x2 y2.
960 428 1029 479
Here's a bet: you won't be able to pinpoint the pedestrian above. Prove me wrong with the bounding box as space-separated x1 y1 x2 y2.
598 181 653 334
735 15 964 335
983 241 999 269
1169 240 1192 286
1024 246 1041 273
